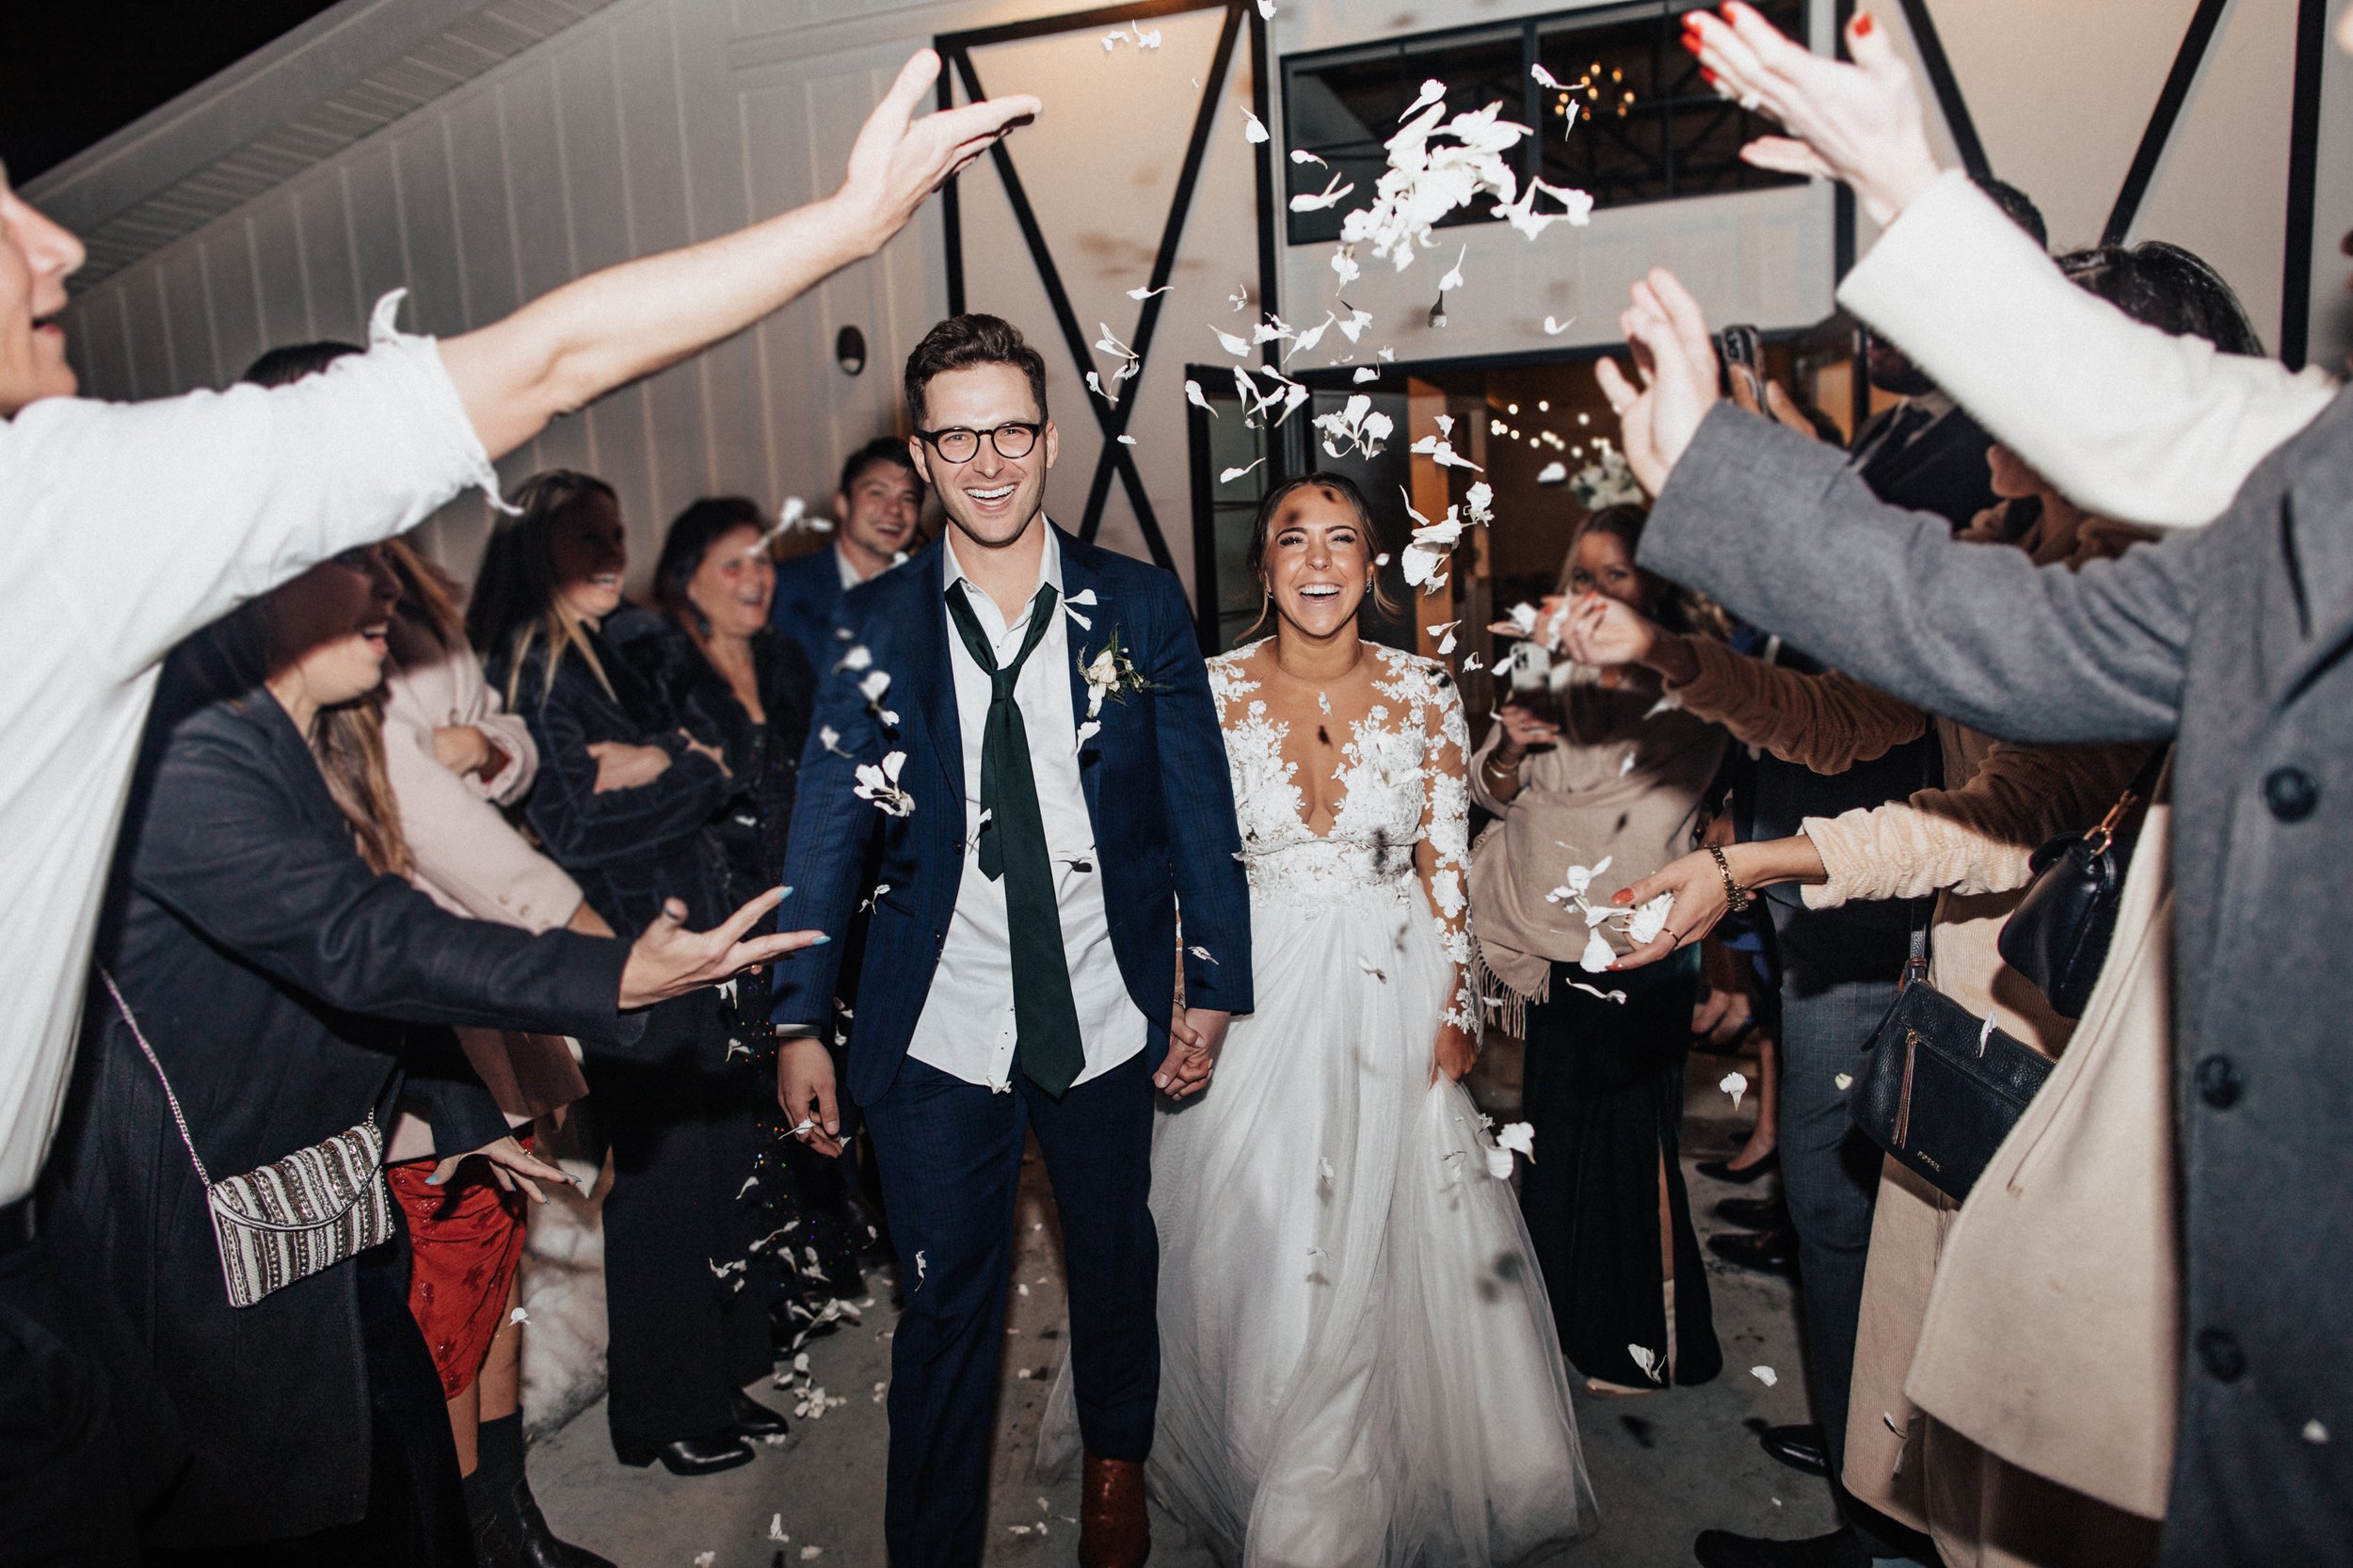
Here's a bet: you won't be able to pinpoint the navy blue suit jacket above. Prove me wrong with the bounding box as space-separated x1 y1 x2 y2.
770 544 847 672
769 526 1252 1106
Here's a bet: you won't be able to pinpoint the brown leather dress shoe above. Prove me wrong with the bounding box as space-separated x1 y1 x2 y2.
1079 1454 1150 1568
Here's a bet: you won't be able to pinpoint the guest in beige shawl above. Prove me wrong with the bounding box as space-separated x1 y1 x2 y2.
1470 504 1727 1396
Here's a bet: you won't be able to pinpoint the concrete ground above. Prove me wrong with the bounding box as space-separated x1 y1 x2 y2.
531 1034 1833 1566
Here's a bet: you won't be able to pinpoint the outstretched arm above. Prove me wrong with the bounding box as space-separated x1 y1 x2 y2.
1685 2 2334 528
437 51 1036 459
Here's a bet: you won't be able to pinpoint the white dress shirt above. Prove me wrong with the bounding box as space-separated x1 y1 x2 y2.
1838 169 2338 529
0 291 500 1206
833 543 864 592
905 526 1148 1093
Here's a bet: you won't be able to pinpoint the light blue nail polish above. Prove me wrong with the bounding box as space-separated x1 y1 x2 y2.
811 933 831 945
778 886 793 899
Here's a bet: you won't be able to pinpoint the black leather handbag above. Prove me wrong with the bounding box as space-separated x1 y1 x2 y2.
1995 748 2169 1019
1850 922 2054 1203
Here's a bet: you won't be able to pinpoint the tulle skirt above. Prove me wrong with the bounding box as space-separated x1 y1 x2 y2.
1072 885 1597 1567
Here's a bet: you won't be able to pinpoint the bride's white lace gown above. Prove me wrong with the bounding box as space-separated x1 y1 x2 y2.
1147 639 1596 1567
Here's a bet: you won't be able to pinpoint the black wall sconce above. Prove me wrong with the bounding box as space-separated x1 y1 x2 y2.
836 325 867 376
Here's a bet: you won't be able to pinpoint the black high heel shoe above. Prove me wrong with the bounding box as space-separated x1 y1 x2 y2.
1694 1147 1778 1185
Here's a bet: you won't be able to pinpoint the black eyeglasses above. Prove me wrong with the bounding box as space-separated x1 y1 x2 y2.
914 422 1041 463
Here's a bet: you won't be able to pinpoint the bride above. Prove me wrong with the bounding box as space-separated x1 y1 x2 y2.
1102 473 1595 1565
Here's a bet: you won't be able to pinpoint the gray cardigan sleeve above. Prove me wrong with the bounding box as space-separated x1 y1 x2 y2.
1640 405 2202 747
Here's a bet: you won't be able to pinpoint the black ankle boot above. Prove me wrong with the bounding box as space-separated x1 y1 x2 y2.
509 1472 617 1568
463 1462 531 1568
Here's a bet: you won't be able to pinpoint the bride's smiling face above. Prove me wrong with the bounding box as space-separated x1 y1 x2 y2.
1262 486 1372 640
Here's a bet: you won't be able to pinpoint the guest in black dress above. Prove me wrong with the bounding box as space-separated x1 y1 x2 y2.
470 472 789 1477
608 498 870 1331
40 544 803 1560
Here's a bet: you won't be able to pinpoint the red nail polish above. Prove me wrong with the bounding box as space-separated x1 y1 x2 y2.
1852 11 1874 35
1701 65 1720 85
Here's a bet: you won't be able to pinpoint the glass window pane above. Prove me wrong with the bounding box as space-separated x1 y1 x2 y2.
1282 27 1526 246
1535 0 1805 209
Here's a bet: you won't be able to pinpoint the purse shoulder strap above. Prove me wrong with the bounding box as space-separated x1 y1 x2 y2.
99 968 213 1189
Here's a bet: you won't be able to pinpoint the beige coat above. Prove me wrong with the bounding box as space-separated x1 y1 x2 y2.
382 612 588 1155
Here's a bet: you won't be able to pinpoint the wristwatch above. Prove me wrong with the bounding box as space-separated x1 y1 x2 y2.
1707 843 1753 915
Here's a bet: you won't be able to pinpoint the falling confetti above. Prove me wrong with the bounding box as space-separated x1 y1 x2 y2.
2305 1418 2330 1444
1566 981 1628 1004
1221 459 1267 484
1752 1365 1779 1387
1834 1072 1854 1092
853 752 915 817
1721 1071 1750 1109
1184 378 1218 417
1543 314 1574 335
508 1306 529 1325
1628 1343 1666 1384
770 1514 790 1543
1241 107 1270 145
1497 1122 1536 1160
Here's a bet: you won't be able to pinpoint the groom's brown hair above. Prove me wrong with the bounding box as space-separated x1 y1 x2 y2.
904 313 1048 427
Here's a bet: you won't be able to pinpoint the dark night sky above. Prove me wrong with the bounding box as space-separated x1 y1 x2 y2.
3 1 344 183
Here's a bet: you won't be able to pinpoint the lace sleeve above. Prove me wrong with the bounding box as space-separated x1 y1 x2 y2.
1414 667 1478 1035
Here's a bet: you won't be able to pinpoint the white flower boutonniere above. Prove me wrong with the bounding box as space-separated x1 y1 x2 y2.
1074 630 1157 751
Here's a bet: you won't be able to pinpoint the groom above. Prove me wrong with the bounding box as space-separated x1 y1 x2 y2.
772 312 1251 1568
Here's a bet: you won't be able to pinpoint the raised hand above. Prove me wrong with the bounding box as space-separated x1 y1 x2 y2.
1685 3 1944 226
833 49 1041 248
1595 268 1722 495
617 888 824 1010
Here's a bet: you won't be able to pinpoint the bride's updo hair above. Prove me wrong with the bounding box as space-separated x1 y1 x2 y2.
1245 472 1405 631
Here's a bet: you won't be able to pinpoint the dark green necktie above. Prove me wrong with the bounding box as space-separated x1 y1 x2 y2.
944 581 1085 1097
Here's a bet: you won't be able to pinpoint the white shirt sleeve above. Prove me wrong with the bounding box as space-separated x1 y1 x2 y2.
1836 171 2339 529
2 291 501 682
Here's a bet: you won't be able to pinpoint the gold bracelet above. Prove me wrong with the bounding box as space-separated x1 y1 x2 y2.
1707 843 1754 915
1485 749 1522 779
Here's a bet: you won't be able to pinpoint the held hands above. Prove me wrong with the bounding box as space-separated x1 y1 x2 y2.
427 1134 577 1204
833 50 1041 253
1687 3 1945 227
1156 1006 1231 1100
777 1035 843 1158
617 888 824 1010
1595 269 1721 496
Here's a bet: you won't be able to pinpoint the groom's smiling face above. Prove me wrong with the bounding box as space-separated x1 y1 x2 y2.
911 361 1058 552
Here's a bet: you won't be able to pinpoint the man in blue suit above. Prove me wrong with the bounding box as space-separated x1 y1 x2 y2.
771 314 1250 1568
769 435 928 668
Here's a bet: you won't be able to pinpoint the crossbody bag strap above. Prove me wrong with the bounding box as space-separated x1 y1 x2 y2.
99 968 213 1189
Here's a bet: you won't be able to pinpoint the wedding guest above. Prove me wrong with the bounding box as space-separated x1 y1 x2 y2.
472 472 791 1478
1468 504 1728 1395
1599 231 2353 1568
770 437 926 667
614 497 868 1319
37 545 810 1561
1634 231 2265 1568
0 61 1037 1550
243 343 614 1568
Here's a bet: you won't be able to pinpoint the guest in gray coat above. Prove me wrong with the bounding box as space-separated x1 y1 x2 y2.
1599 264 2352 1568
